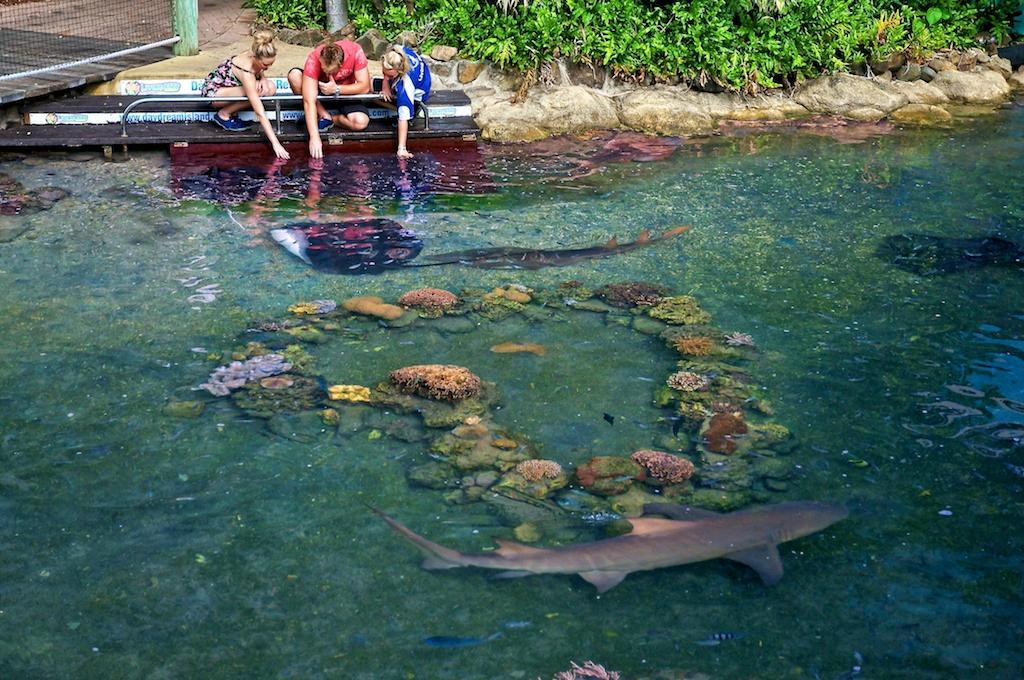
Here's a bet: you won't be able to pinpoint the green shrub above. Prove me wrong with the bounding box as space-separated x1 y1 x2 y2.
250 0 1020 88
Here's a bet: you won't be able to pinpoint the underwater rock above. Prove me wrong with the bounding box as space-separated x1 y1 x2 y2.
877 233 1024 275
569 298 615 314
430 418 528 471
288 299 337 315
428 315 477 334
698 452 753 491
495 460 569 500
199 354 292 396
490 342 547 356
384 309 420 328
607 485 666 517
282 344 316 375
374 381 498 428
686 488 753 511
390 364 483 401
486 285 531 304
630 450 695 485
702 412 749 455
0 173 70 216
596 281 669 307
231 374 323 418
482 487 570 528
407 461 459 489
266 411 327 442
513 522 542 543
723 331 756 348
328 384 373 403
343 295 405 320
398 288 459 317
575 456 645 496
163 400 205 418
647 295 711 325
320 408 340 425
631 315 667 335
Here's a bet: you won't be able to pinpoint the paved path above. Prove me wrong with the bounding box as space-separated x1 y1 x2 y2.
197 0 257 51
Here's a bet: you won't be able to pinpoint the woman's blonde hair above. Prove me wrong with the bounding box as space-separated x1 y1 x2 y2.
251 27 277 60
381 46 410 76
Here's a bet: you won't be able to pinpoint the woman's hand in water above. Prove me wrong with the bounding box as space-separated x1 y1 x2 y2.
397 148 413 159
309 137 324 159
272 142 291 160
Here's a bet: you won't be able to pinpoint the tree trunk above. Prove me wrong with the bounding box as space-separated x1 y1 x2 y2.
325 0 350 32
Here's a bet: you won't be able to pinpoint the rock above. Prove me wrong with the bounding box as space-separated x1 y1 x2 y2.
617 88 715 136
342 295 404 320
927 57 956 72
844 106 888 122
0 223 30 243
984 56 1013 78
458 60 487 84
163 400 205 418
870 52 906 75
356 29 389 60
408 461 457 489
429 315 477 334
1009 66 1024 92
575 456 645 496
965 47 990 64
889 103 953 126
566 62 607 89
513 522 542 542
793 74 908 119
384 309 419 328
887 79 949 105
329 23 356 41
394 30 419 47
423 56 454 79
919 65 937 83
720 94 808 121
475 85 619 142
430 45 458 61
895 63 922 82
570 298 615 313
929 69 1010 105
631 315 667 336
278 28 327 47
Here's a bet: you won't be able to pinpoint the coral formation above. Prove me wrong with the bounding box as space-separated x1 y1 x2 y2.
672 335 715 356
390 364 483 401
398 288 459 317
515 459 564 482
596 281 669 307
553 661 620 680
199 354 292 396
575 456 645 496
231 375 323 418
667 371 711 392
328 384 373 402
724 331 756 347
485 285 531 304
703 412 749 454
490 342 547 356
647 295 711 325
342 295 405 320
259 376 295 389
630 450 695 484
288 299 337 315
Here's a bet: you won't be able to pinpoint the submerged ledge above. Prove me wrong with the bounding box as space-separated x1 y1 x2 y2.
423 49 1024 142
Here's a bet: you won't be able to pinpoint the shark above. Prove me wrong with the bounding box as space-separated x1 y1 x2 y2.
414 225 691 269
375 500 848 593
269 219 690 274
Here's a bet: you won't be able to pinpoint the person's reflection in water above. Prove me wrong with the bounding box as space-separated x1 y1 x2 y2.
270 217 424 274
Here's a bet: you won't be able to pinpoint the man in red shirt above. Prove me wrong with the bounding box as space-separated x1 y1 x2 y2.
287 40 372 158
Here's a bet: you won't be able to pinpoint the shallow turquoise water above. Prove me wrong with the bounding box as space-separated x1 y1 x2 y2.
1 107 1022 679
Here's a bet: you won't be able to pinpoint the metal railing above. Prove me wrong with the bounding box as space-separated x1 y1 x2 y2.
120 93 430 137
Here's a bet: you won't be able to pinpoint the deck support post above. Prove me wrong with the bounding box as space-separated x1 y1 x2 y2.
172 0 200 57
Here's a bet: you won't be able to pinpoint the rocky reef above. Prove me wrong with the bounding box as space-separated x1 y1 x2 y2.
188 279 800 527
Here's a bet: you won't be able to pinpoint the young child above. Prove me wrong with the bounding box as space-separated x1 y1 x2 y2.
287 40 371 159
200 28 289 160
380 46 431 159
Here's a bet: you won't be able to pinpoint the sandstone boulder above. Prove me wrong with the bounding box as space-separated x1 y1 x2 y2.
617 88 715 135
929 69 1010 104
889 103 953 126
1009 66 1024 92
886 79 949 105
475 86 620 142
430 45 459 62
793 74 908 119
356 29 389 60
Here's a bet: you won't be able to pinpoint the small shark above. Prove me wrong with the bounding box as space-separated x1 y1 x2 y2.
375 501 847 593
416 225 691 269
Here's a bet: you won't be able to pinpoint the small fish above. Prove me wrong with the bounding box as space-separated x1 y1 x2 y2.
671 416 684 437
603 413 615 425
502 620 533 629
423 632 502 648
695 632 745 646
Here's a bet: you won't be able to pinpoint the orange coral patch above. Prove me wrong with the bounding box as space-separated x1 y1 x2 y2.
490 342 547 356
704 412 749 454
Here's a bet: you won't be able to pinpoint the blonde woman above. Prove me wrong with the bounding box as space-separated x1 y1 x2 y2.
287 39 371 159
380 46 431 159
201 28 289 159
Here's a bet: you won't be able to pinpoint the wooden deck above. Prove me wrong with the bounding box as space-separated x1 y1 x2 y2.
0 90 478 148
0 28 174 105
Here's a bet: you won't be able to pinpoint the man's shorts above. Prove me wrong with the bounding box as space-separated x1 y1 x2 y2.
332 102 369 119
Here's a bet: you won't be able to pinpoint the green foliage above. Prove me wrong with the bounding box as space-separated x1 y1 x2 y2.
250 0 1020 89
244 0 325 29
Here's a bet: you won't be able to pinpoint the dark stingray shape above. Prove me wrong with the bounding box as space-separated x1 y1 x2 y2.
877 233 1024 276
270 218 424 274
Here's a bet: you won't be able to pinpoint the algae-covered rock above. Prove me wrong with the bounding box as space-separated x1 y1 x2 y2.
320 407 340 425
697 453 753 491
374 380 499 428
495 463 569 500
163 400 205 418
231 374 323 418
266 411 328 442
607 485 665 517
284 325 329 344
686 488 753 511
647 295 711 325
575 456 645 496
631 315 667 335
428 315 477 334
513 522 542 543
407 461 458 489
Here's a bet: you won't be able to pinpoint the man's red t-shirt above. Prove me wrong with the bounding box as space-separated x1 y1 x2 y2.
302 40 368 85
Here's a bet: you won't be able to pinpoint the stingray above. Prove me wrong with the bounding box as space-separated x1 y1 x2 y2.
877 232 1023 276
